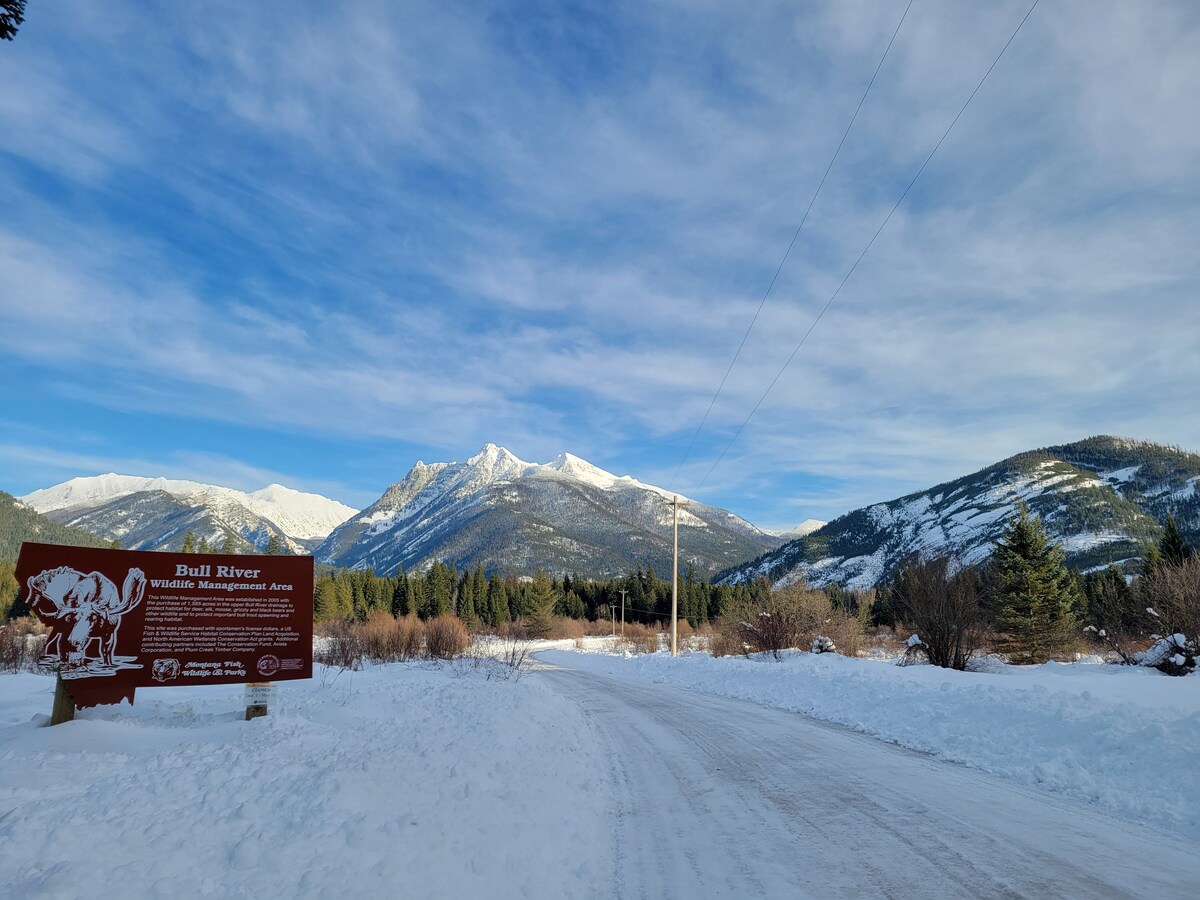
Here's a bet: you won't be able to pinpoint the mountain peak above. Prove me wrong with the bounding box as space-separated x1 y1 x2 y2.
318 445 782 577
22 473 357 545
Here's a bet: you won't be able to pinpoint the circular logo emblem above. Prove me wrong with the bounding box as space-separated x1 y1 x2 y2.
256 654 281 677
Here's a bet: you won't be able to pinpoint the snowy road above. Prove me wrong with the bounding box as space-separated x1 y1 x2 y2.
536 655 1199 899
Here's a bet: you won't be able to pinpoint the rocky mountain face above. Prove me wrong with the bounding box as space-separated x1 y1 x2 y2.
718 436 1200 590
20 474 357 554
316 444 785 578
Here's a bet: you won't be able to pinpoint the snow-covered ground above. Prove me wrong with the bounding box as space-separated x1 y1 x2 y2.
0 661 610 899
4 644 1199 898
542 645 1200 839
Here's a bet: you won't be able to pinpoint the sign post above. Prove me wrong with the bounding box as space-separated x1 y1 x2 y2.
15 542 313 718
244 682 278 720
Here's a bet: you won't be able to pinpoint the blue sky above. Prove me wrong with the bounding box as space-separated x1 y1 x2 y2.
1 0 1198 530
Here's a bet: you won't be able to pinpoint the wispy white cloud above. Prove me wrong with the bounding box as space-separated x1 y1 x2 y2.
1 0 1197 526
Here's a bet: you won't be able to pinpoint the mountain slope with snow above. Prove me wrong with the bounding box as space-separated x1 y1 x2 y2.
21 474 356 554
317 444 783 577
718 436 1200 589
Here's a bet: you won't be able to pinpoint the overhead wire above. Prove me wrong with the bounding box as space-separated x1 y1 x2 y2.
667 0 916 490
696 0 1042 489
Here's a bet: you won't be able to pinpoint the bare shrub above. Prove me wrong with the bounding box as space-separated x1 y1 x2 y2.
1141 556 1200 640
358 612 423 662
864 627 906 659
618 622 660 654
819 614 864 658
315 618 365 671
497 619 529 641
1138 557 1200 675
424 615 470 659
709 623 748 657
733 580 833 658
889 556 986 671
583 619 614 637
545 617 586 640
0 619 48 672
495 637 531 679
1083 565 1152 664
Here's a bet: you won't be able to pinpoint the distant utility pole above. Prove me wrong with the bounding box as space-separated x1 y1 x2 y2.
667 495 686 657
619 589 628 637
610 604 615 637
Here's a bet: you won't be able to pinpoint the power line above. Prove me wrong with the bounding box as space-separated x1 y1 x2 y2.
668 0 916 491
697 0 1042 489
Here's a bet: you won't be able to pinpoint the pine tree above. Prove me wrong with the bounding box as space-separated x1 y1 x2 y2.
457 570 478 625
990 506 1081 663
423 562 454 619
409 577 428 619
1 1 26 42
182 530 196 554
391 570 411 617
487 574 508 625
314 578 339 621
197 536 209 554
1141 542 1162 579
526 569 558 638
265 533 284 556
220 534 237 554
1159 513 1192 567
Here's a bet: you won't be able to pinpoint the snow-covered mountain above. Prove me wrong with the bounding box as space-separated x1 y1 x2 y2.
767 519 827 539
21 474 357 554
718 436 1200 590
316 443 784 577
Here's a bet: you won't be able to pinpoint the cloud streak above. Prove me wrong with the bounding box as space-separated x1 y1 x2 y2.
0 0 1197 529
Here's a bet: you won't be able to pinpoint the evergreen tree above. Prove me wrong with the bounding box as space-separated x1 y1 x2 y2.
526 569 558 637
457 569 478 625
410 577 428 618
391 570 411 617
1159 513 1192 567
990 506 1081 663
423 562 455 619
1140 542 1162 579
220 534 237 554
181 530 196 554
487 574 508 625
197 536 209 554
362 575 386 616
314 578 339 621
265 533 284 556
1 1 26 42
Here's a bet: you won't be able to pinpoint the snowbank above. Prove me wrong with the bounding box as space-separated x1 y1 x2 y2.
540 648 1200 838
0 663 610 898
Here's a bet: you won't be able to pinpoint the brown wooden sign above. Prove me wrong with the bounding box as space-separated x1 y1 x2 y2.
16 542 314 708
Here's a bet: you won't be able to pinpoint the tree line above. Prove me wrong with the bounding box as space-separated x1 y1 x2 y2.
311 561 765 634
884 505 1198 672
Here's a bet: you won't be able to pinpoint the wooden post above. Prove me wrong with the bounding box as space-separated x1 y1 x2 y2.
671 495 684 657
50 674 75 726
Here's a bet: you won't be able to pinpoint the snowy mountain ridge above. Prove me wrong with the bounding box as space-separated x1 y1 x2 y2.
317 443 781 577
21 473 357 553
717 436 1200 590
23 473 356 540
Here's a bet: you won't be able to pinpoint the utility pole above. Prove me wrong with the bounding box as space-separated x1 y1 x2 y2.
619 589 628 637
610 604 615 637
668 494 686 657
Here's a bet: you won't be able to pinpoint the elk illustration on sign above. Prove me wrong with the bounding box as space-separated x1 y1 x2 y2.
26 565 147 677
